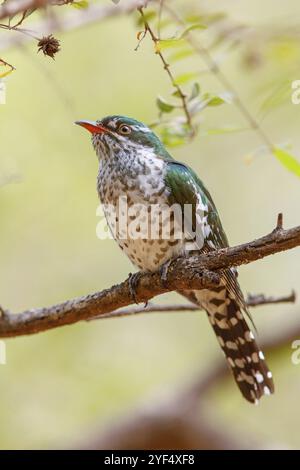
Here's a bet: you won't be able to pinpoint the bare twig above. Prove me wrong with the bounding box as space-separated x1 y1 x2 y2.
0 1 148 51
246 290 296 307
90 291 296 321
163 1 275 152
0 214 299 338
138 6 195 137
91 302 201 320
0 56 15 71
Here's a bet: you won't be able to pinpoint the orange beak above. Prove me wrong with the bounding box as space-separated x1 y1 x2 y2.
75 120 107 134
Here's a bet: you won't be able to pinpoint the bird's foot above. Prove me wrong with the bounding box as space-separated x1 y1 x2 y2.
159 258 174 287
128 271 143 304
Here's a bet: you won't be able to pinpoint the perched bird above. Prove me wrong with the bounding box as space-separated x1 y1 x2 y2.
76 115 274 404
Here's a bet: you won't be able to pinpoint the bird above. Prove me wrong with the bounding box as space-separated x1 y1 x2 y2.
76 115 274 404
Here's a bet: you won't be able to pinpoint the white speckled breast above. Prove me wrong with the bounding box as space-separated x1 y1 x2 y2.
96 146 184 271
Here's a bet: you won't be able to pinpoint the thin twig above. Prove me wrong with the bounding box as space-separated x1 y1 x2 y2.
11 9 30 28
138 6 195 137
89 291 296 321
246 290 296 307
0 56 15 71
0 1 147 51
163 1 275 152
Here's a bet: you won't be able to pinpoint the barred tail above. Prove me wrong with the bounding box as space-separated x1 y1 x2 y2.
182 286 274 404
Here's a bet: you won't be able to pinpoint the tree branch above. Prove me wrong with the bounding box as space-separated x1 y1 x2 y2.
0 214 299 338
0 1 105 22
0 0 48 21
246 290 296 307
0 0 148 51
90 291 296 321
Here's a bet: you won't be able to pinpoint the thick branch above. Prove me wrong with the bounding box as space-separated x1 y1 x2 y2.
0 215 299 338
0 263 219 338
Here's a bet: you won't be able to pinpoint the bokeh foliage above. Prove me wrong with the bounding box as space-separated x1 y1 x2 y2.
0 0 300 449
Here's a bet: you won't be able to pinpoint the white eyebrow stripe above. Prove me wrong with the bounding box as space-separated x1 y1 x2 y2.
131 124 152 132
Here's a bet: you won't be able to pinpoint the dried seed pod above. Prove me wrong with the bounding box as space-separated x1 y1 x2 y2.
37 35 60 59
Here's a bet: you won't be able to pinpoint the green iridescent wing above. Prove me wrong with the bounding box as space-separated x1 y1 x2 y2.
165 161 248 313
165 161 229 250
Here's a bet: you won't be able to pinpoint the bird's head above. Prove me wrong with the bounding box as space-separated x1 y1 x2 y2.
75 115 171 161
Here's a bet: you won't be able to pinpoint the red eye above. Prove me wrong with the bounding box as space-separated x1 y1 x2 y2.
118 124 131 135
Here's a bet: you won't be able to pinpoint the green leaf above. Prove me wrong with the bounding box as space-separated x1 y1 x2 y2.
259 81 290 117
269 39 299 63
168 48 194 63
72 0 89 8
174 72 198 85
201 126 249 135
207 96 226 106
185 12 226 25
137 10 156 27
179 23 207 38
155 38 186 52
155 25 205 52
161 130 187 147
158 120 191 147
156 18 173 30
156 96 175 113
189 82 201 101
0 60 15 78
273 147 300 178
172 90 182 98
0 68 13 78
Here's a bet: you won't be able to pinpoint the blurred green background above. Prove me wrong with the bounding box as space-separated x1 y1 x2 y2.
1 0 300 449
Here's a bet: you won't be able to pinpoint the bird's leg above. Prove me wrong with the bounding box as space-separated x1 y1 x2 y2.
159 258 174 287
128 271 144 304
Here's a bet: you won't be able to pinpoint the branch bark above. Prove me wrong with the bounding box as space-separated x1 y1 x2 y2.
0 214 299 338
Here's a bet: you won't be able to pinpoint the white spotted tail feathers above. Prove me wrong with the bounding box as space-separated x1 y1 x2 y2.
187 285 274 404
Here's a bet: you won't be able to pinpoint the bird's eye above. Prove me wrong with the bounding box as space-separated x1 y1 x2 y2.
118 124 131 135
